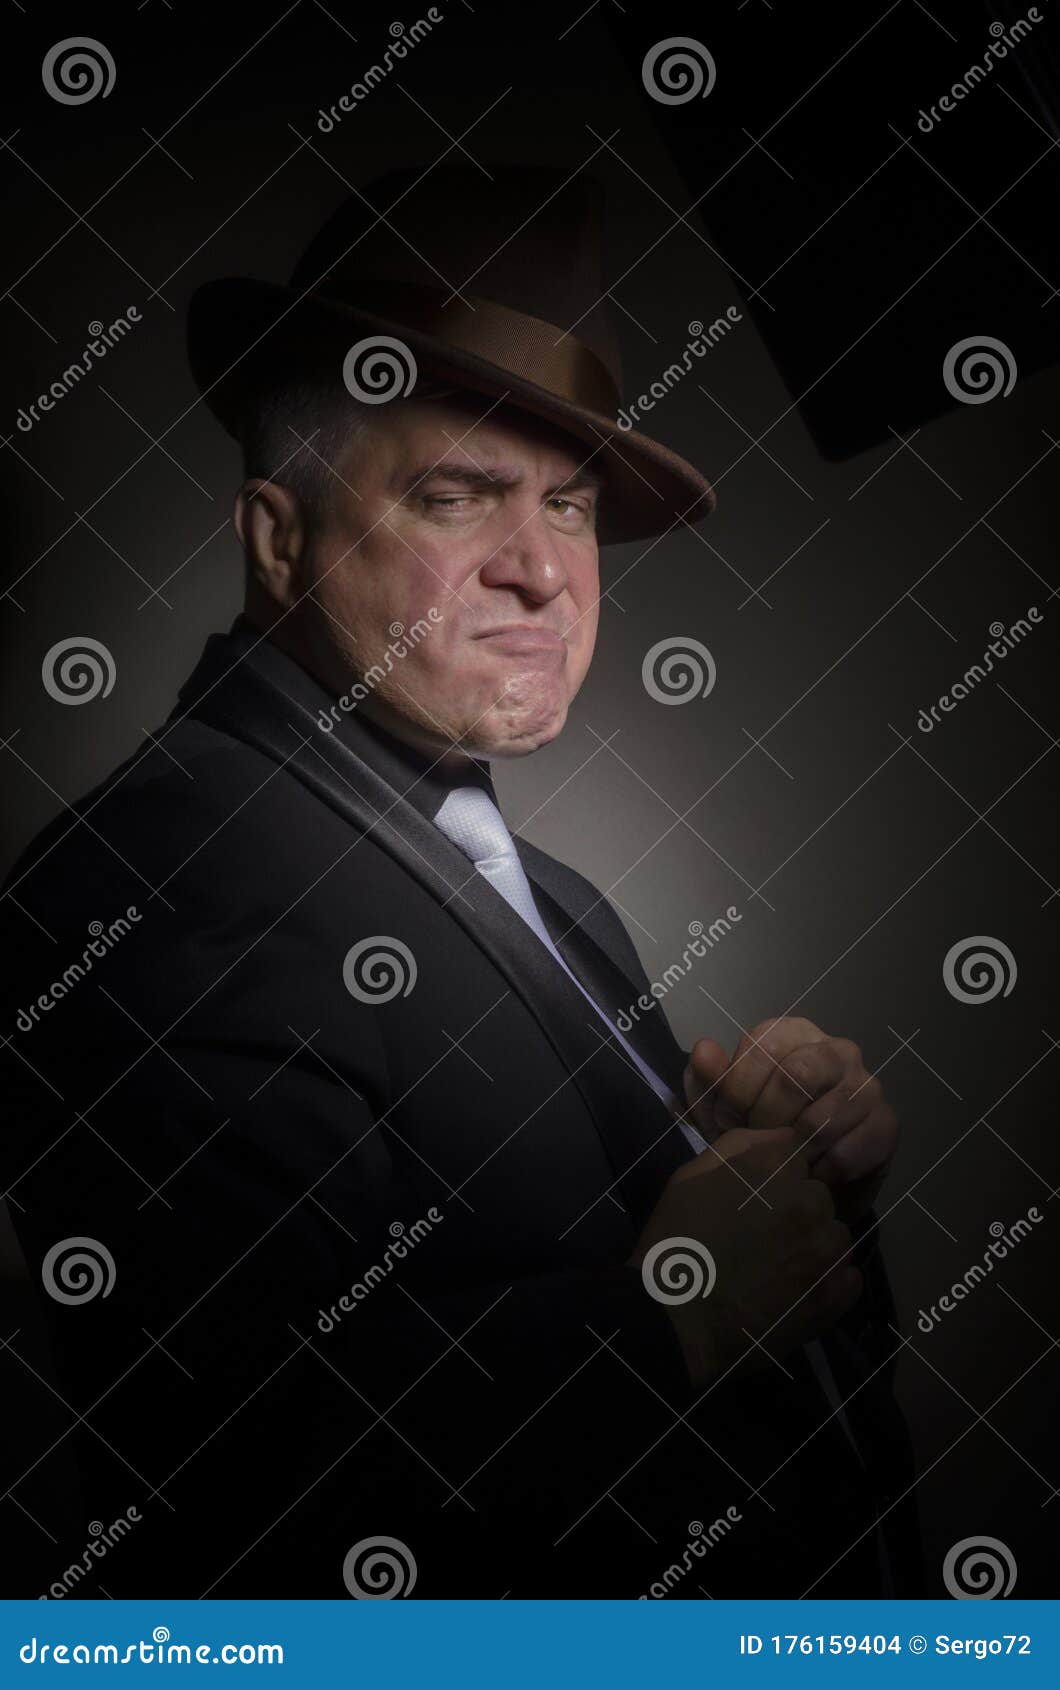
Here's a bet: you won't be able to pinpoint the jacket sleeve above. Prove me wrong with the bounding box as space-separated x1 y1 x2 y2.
0 850 717 1597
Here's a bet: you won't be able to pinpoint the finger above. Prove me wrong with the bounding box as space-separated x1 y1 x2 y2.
814 1107 898 1185
710 1123 805 1177
718 1017 827 1121
778 1176 836 1232
746 1041 847 1133
712 1125 813 1201
793 1078 872 1160
680 1036 730 1140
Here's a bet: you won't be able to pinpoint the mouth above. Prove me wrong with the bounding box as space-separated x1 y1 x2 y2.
473 624 567 655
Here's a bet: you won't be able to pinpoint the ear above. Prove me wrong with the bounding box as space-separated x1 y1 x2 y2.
235 478 307 609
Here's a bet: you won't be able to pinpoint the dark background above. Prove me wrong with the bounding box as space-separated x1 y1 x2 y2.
1 1 1057 1596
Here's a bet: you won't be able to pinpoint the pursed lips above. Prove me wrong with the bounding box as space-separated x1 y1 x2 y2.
472 623 568 652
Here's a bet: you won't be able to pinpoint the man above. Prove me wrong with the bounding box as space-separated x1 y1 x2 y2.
0 165 921 1597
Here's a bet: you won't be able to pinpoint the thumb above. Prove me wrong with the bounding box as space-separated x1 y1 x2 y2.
682 1036 730 1133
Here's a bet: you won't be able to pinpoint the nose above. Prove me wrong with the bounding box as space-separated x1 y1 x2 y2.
476 503 569 607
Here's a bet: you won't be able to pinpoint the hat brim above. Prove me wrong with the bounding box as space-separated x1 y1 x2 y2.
186 277 716 548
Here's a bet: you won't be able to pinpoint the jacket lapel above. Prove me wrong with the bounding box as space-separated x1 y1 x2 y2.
175 637 692 1226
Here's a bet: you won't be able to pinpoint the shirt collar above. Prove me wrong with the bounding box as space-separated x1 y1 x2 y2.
224 614 497 824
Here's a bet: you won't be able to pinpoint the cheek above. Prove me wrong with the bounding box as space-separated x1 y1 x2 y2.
568 591 599 679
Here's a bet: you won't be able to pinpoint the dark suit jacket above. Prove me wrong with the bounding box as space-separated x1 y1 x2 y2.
0 619 923 1597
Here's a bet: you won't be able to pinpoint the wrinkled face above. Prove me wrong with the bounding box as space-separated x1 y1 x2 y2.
303 395 602 761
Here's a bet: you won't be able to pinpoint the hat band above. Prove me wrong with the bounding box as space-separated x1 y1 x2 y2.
310 278 621 419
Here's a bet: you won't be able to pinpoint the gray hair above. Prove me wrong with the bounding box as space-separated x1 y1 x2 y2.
240 374 461 530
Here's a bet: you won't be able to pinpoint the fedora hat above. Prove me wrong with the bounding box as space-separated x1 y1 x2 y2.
186 163 717 546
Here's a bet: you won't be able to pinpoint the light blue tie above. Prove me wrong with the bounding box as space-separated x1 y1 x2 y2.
433 784 707 1153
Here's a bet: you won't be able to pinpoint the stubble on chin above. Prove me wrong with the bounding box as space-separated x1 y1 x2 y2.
464 670 571 758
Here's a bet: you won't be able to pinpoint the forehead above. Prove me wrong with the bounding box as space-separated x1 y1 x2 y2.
361 394 596 485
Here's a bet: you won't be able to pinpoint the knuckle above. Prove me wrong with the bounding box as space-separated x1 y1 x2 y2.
748 1016 785 1043
782 1050 819 1093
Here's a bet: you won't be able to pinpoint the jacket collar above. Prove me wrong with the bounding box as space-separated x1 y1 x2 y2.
173 622 695 1226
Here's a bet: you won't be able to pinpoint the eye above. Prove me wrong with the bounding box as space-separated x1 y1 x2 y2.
547 495 593 524
423 495 478 514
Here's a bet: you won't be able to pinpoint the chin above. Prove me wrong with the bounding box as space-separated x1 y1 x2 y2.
468 692 570 759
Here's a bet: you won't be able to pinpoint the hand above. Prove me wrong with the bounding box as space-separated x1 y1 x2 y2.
629 1125 862 1386
681 1018 898 1223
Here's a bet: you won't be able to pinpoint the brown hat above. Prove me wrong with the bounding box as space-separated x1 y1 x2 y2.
186 163 716 547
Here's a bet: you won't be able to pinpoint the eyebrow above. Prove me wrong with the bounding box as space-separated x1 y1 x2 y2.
394 460 606 498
